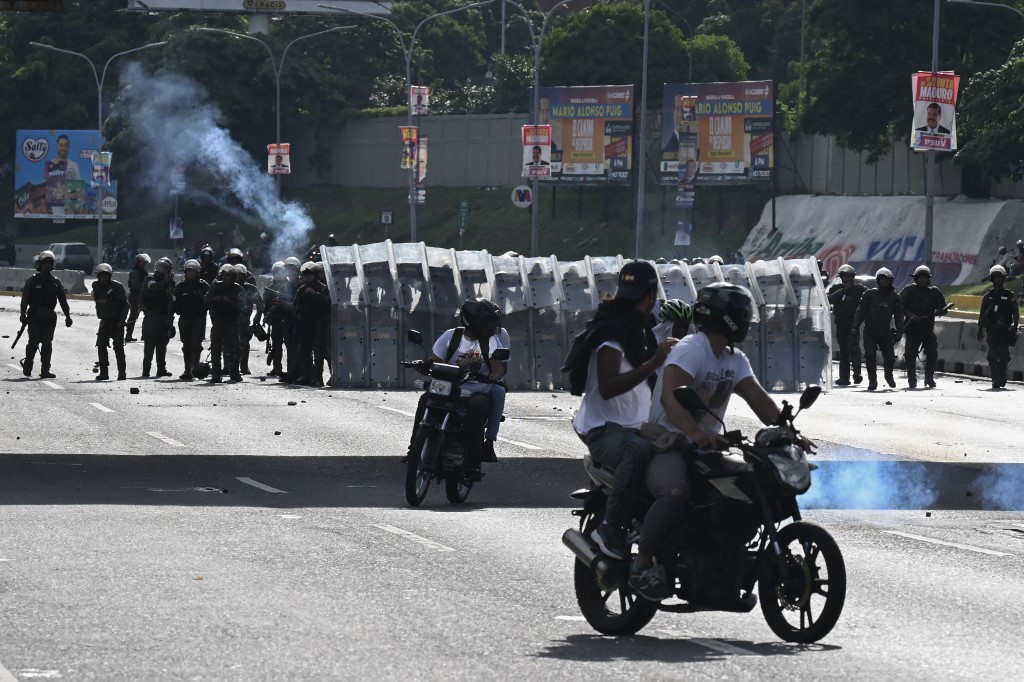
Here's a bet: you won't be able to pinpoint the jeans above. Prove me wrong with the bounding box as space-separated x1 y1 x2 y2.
464 381 506 441
584 422 654 532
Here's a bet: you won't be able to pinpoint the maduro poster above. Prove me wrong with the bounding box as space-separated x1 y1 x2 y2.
530 85 633 185
15 130 118 219
660 81 774 185
910 72 959 152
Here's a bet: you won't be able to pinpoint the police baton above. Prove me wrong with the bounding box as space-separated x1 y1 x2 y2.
11 322 26 349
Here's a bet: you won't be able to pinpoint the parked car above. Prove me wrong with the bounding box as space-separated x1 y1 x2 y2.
48 242 94 273
0 232 15 266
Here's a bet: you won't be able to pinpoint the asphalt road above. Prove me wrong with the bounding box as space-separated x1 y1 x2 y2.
1 296 1022 680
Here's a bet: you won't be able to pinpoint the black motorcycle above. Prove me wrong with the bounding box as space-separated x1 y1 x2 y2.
562 385 846 643
401 330 509 507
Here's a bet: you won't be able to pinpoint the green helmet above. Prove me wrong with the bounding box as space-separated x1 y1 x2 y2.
659 298 693 325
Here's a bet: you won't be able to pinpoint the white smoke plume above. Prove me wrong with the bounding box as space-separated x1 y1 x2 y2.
114 63 313 262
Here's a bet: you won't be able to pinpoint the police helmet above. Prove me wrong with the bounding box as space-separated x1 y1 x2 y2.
284 257 301 268
875 267 894 281
837 264 856 276
218 263 236 276
693 283 754 344
200 245 214 258
95 263 113 275
708 255 725 265
999 245 1008 255
233 263 248 276
913 265 931 279
990 264 1007 278
260 232 269 241
155 257 173 272
37 250 55 268
183 259 200 272
271 261 286 273
460 299 501 339
299 261 317 274
135 253 151 265
659 299 693 325
227 248 244 262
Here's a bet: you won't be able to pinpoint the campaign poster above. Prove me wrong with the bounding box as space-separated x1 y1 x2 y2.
415 136 428 206
522 125 552 178
91 151 112 187
410 85 430 116
529 85 633 184
267 143 291 174
660 81 774 185
14 130 118 219
911 72 960 152
400 126 418 169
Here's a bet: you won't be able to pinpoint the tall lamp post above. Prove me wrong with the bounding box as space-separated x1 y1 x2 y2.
29 40 168 266
320 1 495 243
635 0 651 259
948 0 1024 19
199 26 354 200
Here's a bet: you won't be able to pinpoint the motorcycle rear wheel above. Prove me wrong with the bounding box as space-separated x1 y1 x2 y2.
759 520 846 643
405 427 435 506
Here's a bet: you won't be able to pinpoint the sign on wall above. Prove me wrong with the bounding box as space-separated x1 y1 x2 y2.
14 130 118 219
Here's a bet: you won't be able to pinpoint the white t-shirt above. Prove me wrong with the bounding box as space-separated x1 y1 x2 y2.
652 320 696 345
648 332 753 436
432 328 506 376
572 341 651 435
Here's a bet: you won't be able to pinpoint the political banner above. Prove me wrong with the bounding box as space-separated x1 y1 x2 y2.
410 85 430 116
530 85 633 185
660 81 774 185
400 126 418 170
522 125 552 178
415 136 428 206
91 151 112 187
14 130 118 219
911 72 960 152
268 143 291 174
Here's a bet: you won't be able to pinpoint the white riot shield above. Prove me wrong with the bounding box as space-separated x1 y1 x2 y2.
587 255 623 303
321 245 368 387
559 259 596 350
392 242 434 387
425 246 462 338
525 256 567 390
491 254 531 389
360 242 402 388
455 249 494 303
786 258 833 389
658 261 698 304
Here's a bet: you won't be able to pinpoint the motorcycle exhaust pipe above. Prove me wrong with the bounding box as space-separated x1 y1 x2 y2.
562 528 613 581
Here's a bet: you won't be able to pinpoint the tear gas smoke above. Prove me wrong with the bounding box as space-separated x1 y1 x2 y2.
115 63 313 262
802 460 939 510
975 465 1024 511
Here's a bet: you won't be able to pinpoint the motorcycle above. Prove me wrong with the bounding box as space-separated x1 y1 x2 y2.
562 384 846 643
401 330 509 507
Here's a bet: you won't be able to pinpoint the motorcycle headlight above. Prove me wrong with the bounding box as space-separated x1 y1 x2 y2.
429 378 452 396
768 446 811 494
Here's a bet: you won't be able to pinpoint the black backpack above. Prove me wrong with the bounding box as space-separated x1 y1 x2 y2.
443 327 490 370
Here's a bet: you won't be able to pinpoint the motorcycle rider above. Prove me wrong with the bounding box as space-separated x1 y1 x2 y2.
19 250 72 379
140 257 175 378
899 265 948 388
638 283 812 603
827 264 866 386
234 263 264 375
571 261 676 561
198 245 219 285
174 259 210 381
850 268 904 391
91 263 129 381
978 264 1020 389
204 263 243 383
124 253 150 342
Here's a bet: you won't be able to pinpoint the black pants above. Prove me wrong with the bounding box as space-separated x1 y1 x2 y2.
836 325 862 383
125 293 141 337
97 319 126 376
209 316 239 375
904 325 937 384
986 327 1012 388
142 312 169 374
411 392 491 468
863 331 895 378
25 315 57 372
235 319 253 372
292 324 318 383
178 316 206 376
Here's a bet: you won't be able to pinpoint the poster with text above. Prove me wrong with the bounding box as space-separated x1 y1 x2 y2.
267 143 291 174
530 85 633 184
522 125 552 178
91 151 112 187
410 85 430 116
910 72 959 152
660 81 774 185
400 126 418 169
415 136 428 206
14 129 118 219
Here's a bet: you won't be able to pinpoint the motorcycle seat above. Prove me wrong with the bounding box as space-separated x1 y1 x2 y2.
690 449 754 478
582 455 616 488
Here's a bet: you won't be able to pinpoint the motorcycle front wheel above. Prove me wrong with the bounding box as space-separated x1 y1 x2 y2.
758 520 846 643
445 475 472 504
405 426 436 506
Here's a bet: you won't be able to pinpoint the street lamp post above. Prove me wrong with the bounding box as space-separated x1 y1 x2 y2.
635 0 651 259
948 0 1024 19
320 1 495 243
29 40 168 266
199 26 353 200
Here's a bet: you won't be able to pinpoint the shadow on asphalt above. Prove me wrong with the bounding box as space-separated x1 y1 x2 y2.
534 633 841 662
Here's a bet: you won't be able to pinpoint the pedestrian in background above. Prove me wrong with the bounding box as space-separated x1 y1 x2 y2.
899 265 948 389
850 267 903 391
827 264 866 386
978 264 1019 390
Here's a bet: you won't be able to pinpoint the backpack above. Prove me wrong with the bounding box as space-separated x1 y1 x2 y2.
561 327 598 396
443 327 490 369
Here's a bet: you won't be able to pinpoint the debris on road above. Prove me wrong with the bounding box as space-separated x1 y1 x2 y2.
274 431 281 435
130 387 140 395
287 401 297 406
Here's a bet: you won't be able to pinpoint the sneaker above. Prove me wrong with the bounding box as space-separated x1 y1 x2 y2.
481 439 498 463
179 372 194 381
96 372 109 381
157 370 173 378
629 560 672 602
39 371 56 379
591 522 628 560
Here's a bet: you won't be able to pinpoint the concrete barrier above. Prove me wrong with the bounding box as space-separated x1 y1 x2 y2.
0 266 87 296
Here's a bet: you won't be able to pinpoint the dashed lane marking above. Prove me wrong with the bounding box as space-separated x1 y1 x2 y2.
375 524 455 552
377 405 416 417
7 364 20 371
0 659 17 682
41 381 62 390
146 432 186 447
553 615 587 621
657 628 759 656
89 402 114 413
497 435 543 451
236 477 288 494
882 530 1013 557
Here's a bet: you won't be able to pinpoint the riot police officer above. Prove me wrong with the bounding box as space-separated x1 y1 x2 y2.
124 252 150 342
263 261 293 376
851 267 904 391
140 257 175 378
91 263 128 380
204 263 243 382
198 244 219 285
19 250 72 379
291 260 330 386
978 264 1020 389
233 263 264 375
827 264 866 385
899 265 948 388
174 259 210 380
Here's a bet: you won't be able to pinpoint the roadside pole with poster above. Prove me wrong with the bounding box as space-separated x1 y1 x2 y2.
410 85 430 116
415 136 428 206
910 72 960 152
522 125 552 178
400 126 418 169
267 143 291 174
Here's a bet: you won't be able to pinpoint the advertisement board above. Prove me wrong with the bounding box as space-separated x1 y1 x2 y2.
14 130 118 219
660 81 774 186
530 85 633 185
910 71 960 152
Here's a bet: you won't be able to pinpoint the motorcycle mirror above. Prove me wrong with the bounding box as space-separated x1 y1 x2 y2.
672 386 707 413
491 348 510 362
799 385 822 410
407 330 423 345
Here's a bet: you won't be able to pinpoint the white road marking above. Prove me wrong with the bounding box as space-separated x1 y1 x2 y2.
41 381 62 390
236 477 288 494
279 514 302 519
882 530 1013 557
15 669 61 679
496 436 543 451
377 405 415 417
375 524 455 552
146 432 186 447
89 402 113 413
0 663 15 682
553 615 587 621
657 628 759 655
7 364 21 371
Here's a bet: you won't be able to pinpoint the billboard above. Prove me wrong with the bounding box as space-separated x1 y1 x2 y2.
910 71 960 152
530 85 633 185
14 130 118 220
660 81 774 185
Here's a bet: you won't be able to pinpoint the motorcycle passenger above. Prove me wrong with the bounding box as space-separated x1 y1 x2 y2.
850 268 904 391
19 250 72 379
174 259 210 381
638 283 809 603
899 265 948 388
91 263 129 381
978 264 1020 389
827 264 866 386
572 261 676 561
140 257 175 378
125 253 150 342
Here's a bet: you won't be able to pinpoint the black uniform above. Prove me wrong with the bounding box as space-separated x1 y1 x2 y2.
125 264 147 341
91 277 129 380
851 287 903 389
140 272 175 377
263 277 294 376
19 271 71 378
174 277 210 380
236 279 264 374
204 279 243 381
828 280 866 384
978 287 1019 389
899 283 947 387
198 256 219 286
291 279 330 385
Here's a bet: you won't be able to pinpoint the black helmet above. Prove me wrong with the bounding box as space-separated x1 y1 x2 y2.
460 299 500 339
693 282 754 343
192 360 210 380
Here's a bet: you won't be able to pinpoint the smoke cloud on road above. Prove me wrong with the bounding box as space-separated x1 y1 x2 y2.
802 460 940 510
